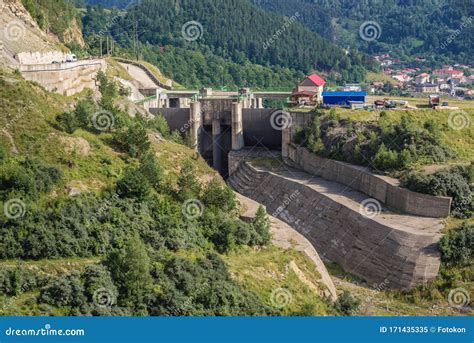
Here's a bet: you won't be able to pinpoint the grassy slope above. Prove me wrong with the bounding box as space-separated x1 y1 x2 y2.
139 60 184 89
0 66 330 315
326 263 466 316
365 72 397 84
224 247 331 315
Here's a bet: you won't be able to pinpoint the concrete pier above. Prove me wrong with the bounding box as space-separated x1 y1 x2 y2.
212 118 222 172
190 101 202 151
231 102 244 150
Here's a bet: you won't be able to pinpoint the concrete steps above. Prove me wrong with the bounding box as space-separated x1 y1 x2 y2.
228 161 265 195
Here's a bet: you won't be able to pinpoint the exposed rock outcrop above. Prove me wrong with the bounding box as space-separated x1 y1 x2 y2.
0 0 59 64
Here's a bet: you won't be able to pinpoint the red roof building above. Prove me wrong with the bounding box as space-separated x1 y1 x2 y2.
291 73 326 106
306 73 326 87
433 69 463 77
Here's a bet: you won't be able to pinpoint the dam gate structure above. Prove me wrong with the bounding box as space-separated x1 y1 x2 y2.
150 93 451 290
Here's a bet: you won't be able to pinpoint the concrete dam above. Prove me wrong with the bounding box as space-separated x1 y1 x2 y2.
151 91 450 290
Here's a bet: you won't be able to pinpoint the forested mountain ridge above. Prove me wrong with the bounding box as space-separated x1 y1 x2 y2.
78 0 132 8
80 0 375 86
253 0 474 66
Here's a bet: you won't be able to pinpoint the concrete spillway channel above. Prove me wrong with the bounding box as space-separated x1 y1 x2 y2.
228 161 444 290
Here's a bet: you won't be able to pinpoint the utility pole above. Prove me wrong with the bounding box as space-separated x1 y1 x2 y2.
99 35 103 58
134 20 139 61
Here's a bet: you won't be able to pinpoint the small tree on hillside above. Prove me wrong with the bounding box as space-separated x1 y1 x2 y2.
252 205 271 246
177 159 201 200
138 152 164 191
113 123 151 157
105 234 153 308
116 167 150 199
202 178 236 212
97 71 118 111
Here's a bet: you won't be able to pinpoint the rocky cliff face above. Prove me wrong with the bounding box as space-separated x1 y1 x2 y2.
0 0 84 65
62 19 85 48
0 0 58 64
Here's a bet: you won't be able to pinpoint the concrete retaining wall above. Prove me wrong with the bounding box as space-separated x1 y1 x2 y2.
19 59 106 96
228 162 442 290
286 145 451 218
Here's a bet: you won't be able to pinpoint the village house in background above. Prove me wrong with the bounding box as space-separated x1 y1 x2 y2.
372 54 473 98
415 83 439 93
290 73 326 106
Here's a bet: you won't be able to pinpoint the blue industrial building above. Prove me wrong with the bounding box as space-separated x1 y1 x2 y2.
322 91 367 106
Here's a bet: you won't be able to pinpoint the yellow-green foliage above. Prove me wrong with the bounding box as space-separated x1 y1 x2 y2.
224 246 331 315
106 58 134 81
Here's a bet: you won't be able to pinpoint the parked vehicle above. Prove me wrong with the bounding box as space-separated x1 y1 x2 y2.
429 94 440 108
374 99 385 108
65 54 77 62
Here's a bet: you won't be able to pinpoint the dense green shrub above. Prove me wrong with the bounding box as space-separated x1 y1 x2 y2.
401 166 473 218
148 114 171 138
439 223 474 267
148 253 275 316
199 205 271 253
39 273 86 308
0 268 44 296
299 113 455 172
176 159 201 201
97 71 118 111
334 290 360 316
0 158 62 200
202 179 236 212
82 265 118 303
37 251 274 316
0 193 152 259
251 206 272 246
55 111 79 134
116 168 150 199
55 97 96 134
112 123 151 157
105 235 152 308
138 152 164 191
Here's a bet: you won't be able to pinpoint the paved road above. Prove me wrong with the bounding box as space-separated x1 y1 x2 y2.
119 62 158 89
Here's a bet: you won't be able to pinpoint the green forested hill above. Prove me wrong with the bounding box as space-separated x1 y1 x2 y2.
80 0 375 87
79 0 132 8
253 0 474 66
